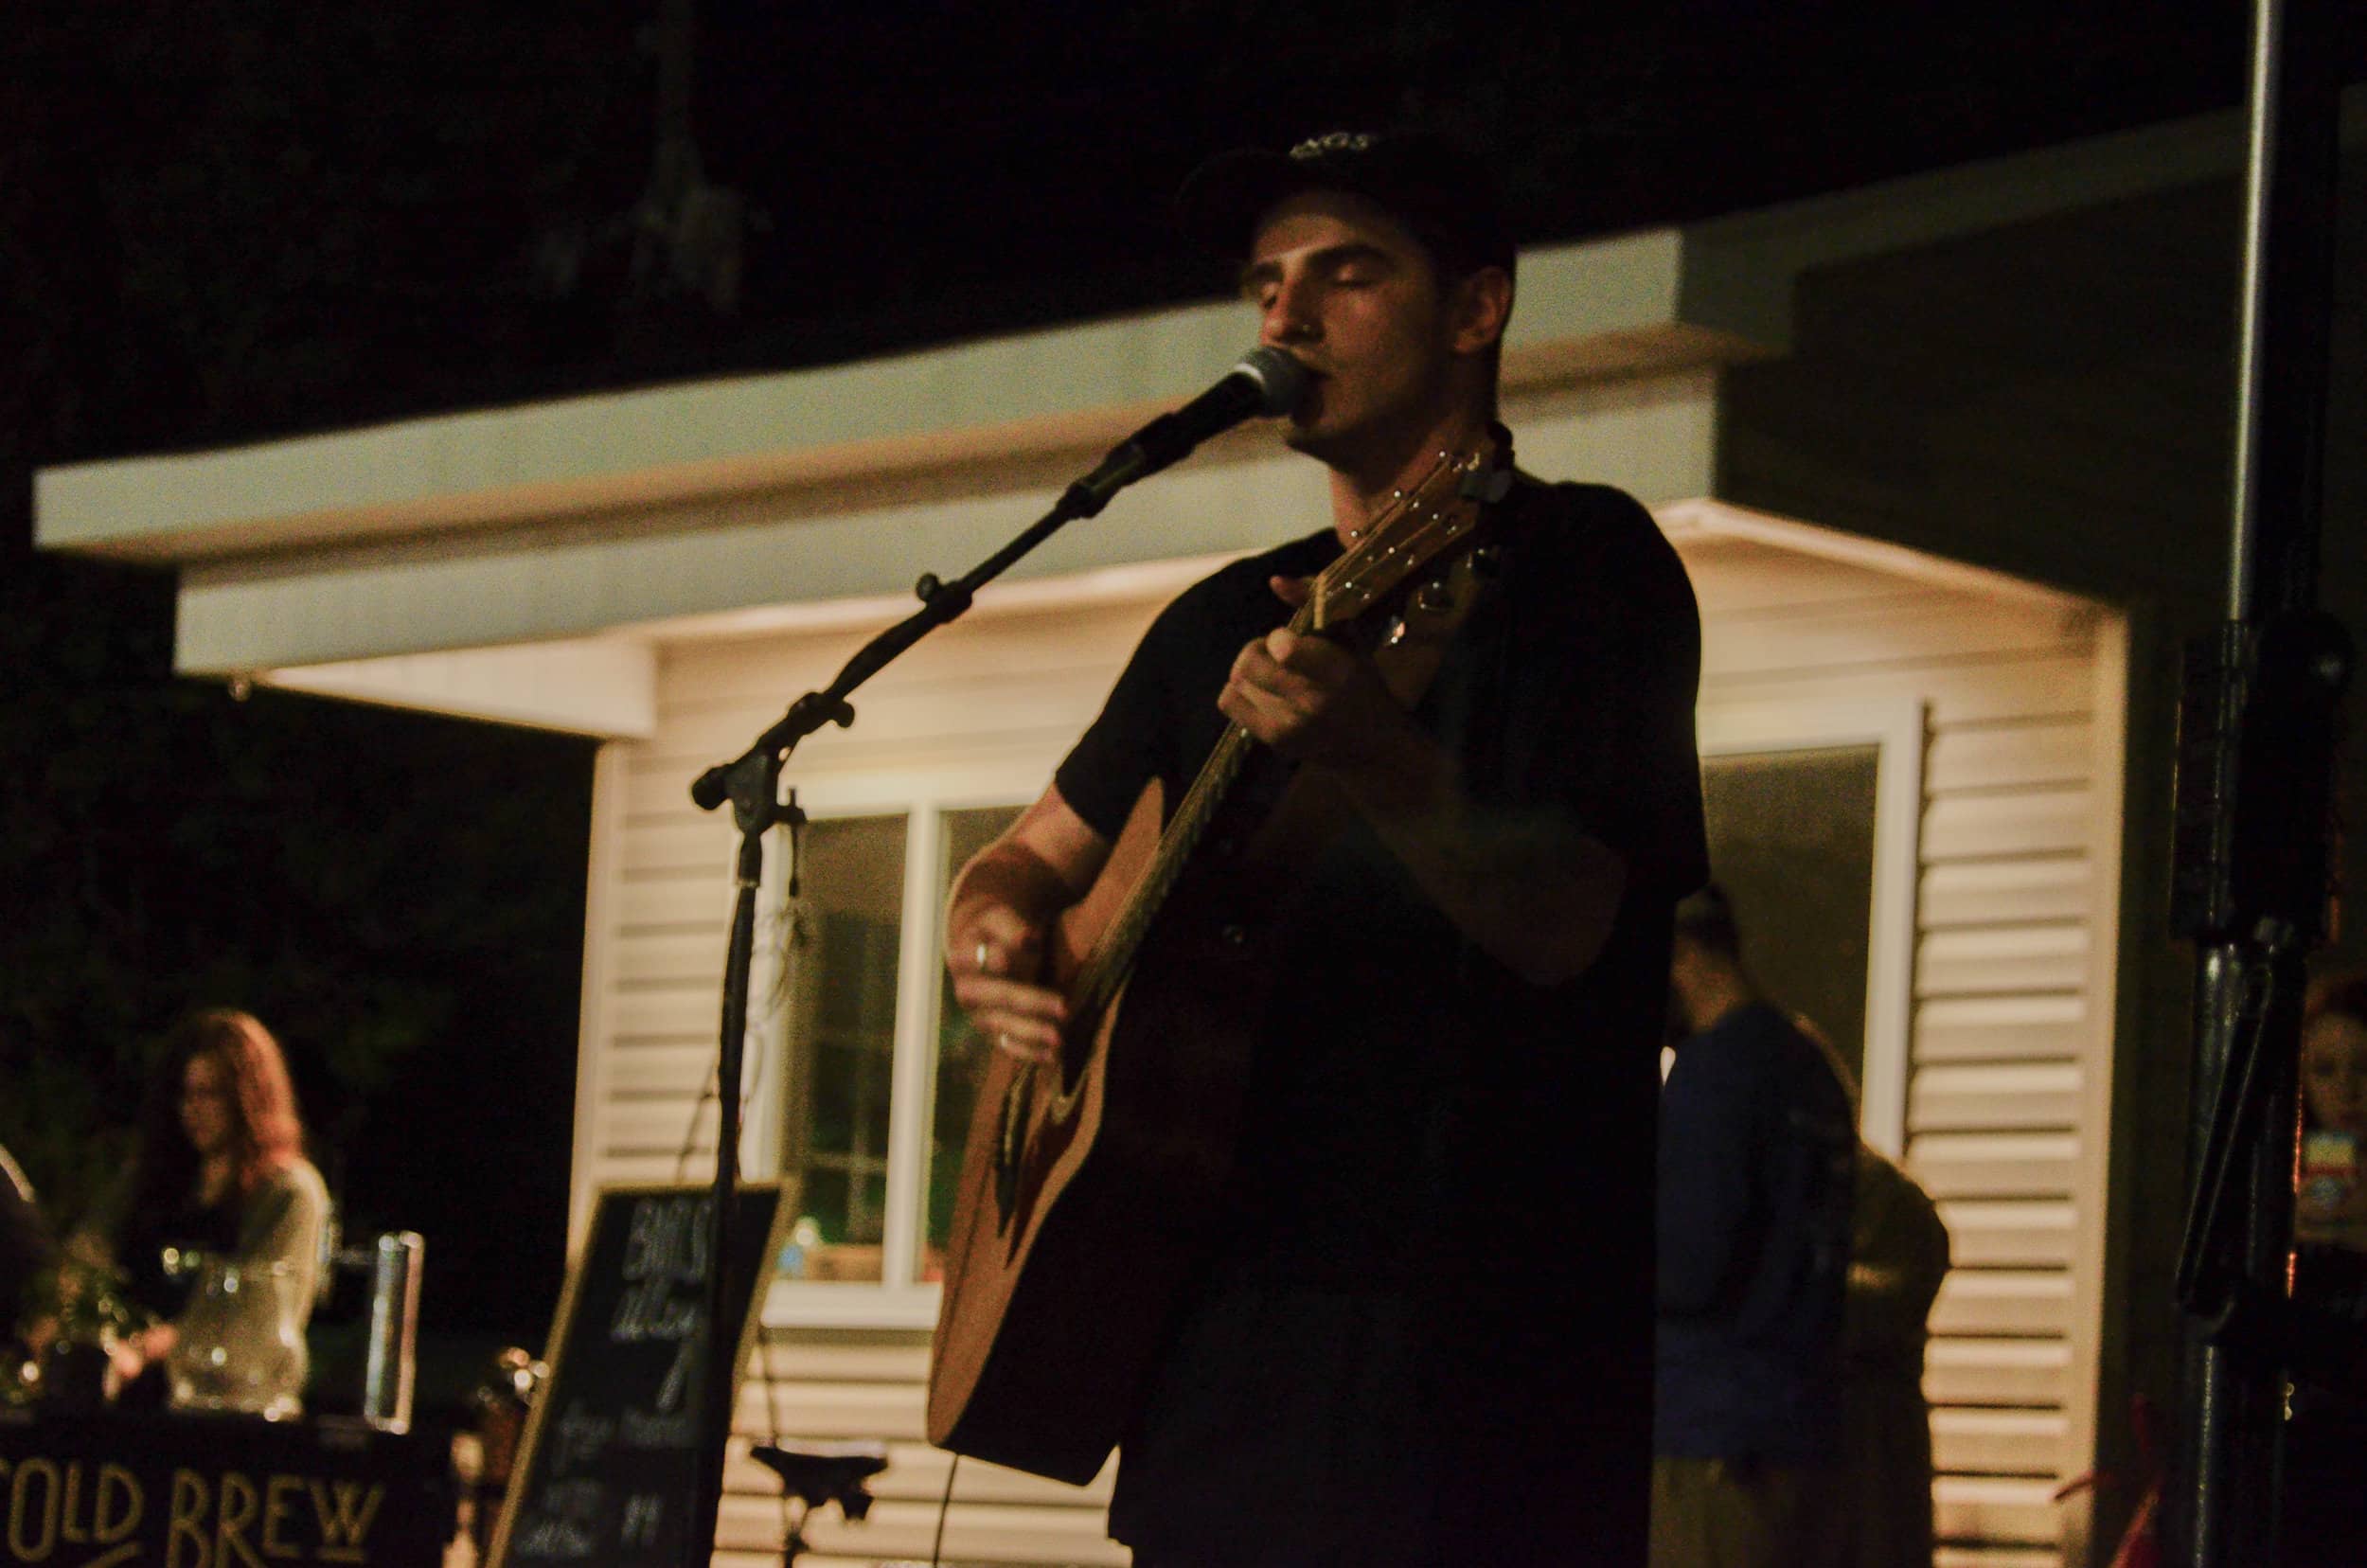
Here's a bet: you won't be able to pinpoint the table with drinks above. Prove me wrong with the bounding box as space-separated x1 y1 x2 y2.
1 1234 455 1565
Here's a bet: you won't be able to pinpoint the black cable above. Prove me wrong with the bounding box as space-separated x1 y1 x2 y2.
931 1452 961 1567
756 1320 795 1559
682 803 803 1183
673 1064 716 1184
676 907 779 1183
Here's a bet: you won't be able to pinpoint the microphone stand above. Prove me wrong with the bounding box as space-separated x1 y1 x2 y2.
2162 3 2348 1564
678 471 1132 1568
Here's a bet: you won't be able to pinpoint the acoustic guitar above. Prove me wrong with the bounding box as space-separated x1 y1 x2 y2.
927 435 1514 1484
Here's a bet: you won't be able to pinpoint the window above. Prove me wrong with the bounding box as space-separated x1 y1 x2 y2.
776 814 908 1283
766 798 1025 1325
1702 746 1879 1094
1697 701 1924 1154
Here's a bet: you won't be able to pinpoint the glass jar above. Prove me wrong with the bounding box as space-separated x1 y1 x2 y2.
165 1256 308 1419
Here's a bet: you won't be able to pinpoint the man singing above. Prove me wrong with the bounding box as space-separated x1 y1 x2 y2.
945 129 1708 1566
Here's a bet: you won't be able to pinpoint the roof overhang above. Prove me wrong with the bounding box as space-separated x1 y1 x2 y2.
32 107 2284 735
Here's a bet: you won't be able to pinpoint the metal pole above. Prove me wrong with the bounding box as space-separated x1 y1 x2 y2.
2170 1 2344 1563
687 789 767 1568
2179 945 2303 1568
2224 0 2286 623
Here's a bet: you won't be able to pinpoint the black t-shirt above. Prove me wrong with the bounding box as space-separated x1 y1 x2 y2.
1063 474 1705 1562
1054 475 1707 1290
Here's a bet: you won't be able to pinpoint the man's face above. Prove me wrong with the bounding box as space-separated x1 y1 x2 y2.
1239 191 1462 465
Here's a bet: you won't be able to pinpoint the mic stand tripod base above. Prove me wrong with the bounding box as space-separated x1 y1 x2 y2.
750 1443 888 1564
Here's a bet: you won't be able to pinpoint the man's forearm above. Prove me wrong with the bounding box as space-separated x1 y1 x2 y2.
947 842 1086 953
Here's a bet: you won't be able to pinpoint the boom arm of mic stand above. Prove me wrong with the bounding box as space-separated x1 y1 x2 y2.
690 485 1101 811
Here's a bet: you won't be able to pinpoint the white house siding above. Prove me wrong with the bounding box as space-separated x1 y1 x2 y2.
1692 536 2118 1568
566 506 2119 1564
709 1335 1125 1566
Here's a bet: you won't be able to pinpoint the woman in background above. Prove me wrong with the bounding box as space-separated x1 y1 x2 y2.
2284 970 2367 1564
81 1008 329 1403
2297 970 2367 1249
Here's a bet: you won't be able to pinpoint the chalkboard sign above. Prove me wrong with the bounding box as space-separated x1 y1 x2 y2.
489 1181 791 1568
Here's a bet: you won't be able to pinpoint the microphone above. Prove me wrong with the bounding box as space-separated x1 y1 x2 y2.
1062 347 1310 517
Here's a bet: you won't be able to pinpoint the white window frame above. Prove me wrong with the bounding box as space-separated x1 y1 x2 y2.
755 759 1046 1330
1696 697 1926 1157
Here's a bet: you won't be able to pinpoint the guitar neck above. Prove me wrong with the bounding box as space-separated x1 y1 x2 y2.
1063 435 1506 1025
1067 599 1317 1019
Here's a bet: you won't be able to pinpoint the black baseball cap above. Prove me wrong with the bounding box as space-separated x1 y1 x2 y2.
1177 128 1516 280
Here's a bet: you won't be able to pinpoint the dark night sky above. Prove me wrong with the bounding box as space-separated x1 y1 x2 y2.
5 2 2282 470
1 1 2355 1373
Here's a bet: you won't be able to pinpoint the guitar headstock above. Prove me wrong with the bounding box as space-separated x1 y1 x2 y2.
1308 432 1512 633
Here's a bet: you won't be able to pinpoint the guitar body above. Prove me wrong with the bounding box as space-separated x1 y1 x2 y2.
927 773 1300 1482
927 438 1511 1483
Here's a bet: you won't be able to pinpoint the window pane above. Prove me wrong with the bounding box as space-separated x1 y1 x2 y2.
920 805 1027 1281
1700 746 1879 1099
776 814 906 1284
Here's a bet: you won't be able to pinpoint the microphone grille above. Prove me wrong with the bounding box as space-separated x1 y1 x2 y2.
1235 347 1311 418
